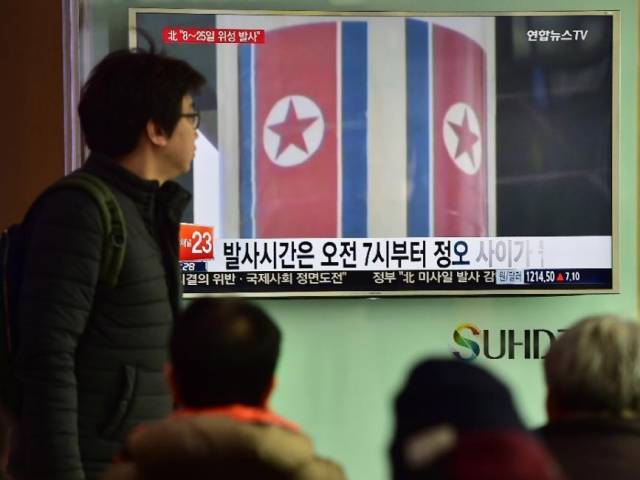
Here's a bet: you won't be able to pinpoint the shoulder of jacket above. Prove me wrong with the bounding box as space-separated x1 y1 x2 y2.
27 186 105 226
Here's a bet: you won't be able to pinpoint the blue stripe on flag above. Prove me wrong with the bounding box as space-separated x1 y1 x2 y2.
406 19 431 237
239 44 255 238
341 22 368 237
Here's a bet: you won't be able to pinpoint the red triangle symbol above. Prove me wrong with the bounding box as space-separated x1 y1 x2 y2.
556 273 565 282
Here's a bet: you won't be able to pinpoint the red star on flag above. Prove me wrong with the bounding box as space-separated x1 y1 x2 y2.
448 108 479 166
268 99 318 158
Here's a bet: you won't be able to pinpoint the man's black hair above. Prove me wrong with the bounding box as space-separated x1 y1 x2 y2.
170 298 282 408
78 48 205 157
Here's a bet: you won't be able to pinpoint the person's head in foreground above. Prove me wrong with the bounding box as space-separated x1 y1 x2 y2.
168 297 282 409
102 298 346 480
390 358 564 480
537 314 640 480
544 313 640 421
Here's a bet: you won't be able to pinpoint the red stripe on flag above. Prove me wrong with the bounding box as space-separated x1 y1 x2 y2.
255 23 338 237
433 25 488 236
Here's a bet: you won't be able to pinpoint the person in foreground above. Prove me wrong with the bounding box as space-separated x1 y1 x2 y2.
390 358 564 480
101 298 347 480
538 313 640 480
10 48 204 479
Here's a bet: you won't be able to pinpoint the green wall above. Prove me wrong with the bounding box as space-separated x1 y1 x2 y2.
80 1 638 479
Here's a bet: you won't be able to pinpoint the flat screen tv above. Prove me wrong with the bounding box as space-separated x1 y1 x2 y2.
130 8 617 297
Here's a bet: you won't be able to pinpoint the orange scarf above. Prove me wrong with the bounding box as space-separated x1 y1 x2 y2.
172 403 301 433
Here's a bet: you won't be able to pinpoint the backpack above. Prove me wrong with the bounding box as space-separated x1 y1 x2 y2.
0 172 127 414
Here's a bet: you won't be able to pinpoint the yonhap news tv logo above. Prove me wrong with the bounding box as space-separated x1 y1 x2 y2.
452 323 565 361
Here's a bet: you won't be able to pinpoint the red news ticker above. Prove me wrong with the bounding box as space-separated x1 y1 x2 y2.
163 27 265 44
179 223 215 262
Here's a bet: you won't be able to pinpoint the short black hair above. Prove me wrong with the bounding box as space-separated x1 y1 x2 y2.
78 48 205 157
170 299 281 408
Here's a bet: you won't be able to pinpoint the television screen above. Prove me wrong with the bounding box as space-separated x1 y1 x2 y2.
130 9 617 296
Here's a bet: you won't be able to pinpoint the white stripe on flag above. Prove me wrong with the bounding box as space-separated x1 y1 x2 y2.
193 132 221 230
486 19 497 237
215 15 241 238
368 18 407 237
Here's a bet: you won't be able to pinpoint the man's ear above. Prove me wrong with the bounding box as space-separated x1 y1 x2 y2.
146 119 169 147
164 363 182 405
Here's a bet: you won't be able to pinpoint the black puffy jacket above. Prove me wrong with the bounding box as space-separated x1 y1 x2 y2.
10 154 190 480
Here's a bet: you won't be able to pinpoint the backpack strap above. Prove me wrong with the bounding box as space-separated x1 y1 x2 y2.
51 172 127 287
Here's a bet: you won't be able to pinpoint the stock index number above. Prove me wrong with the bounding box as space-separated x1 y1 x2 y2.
525 270 582 284
525 270 556 283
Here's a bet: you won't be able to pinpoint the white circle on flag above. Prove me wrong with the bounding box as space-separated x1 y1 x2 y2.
442 102 482 175
263 95 325 167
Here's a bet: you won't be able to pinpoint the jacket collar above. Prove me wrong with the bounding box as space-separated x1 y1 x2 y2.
81 152 191 222
173 404 301 433
541 416 640 436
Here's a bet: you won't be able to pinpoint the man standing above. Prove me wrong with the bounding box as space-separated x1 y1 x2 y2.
102 298 347 480
10 48 205 480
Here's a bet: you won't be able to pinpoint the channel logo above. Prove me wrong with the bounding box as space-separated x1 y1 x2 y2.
452 323 565 361
453 323 482 361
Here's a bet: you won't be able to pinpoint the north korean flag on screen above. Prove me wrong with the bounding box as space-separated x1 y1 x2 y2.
432 23 488 236
237 17 491 238
239 21 368 238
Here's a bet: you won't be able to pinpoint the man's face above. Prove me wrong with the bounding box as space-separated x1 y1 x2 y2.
161 94 199 180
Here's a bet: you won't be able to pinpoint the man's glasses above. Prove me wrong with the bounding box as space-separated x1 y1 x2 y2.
180 111 200 129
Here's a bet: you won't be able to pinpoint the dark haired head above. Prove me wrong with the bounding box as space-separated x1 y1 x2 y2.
390 359 525 480
170 299 281 408
393 359 523 434
78 48 205 157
